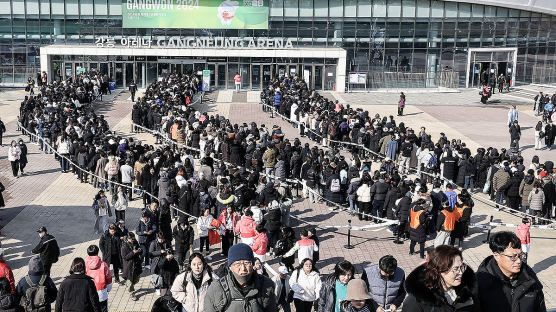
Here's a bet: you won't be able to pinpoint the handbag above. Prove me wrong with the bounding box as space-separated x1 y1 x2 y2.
151 274 163 289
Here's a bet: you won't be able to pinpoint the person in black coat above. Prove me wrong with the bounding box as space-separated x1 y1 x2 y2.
32 227 60 277
149 232 171 276
500 169 523 211
541 177 556 222
120 233 142 301
229 140 245 166
18 139 28 175
257 182 280 206
441 150 458 183
0 182 5 208
450 191 473 248
99 224 123 283
263 201 282 249
403 246 480 312
158 199 173 243
131 104 142 130
477 231 546 312
395 191 412 241
172 216 194 269
54 257 101 312
157 251 179 296
408 199 427 259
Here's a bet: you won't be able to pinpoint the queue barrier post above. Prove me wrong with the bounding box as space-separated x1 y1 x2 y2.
483 215 494 243
344 219 354 249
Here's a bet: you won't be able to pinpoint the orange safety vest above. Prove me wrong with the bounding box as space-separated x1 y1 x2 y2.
442 209 459 231
456 205 468 219
410 209 424 229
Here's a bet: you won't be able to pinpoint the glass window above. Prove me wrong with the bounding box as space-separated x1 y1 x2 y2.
0 0 10 17
358 0 371 17
12 0 25 15
66 1 80 18
94 0 108 16
431 1 443 18
26 0 39 15
445 2 457 18
330 0 343 17
416 0 429 18
484 6 495 17
459 3 470 18
109 0 121 16
51 0 65 17
40 1 50 16
299 0 313 17
472 4 483 18
270 0 283 16
345 0 357 17
81 0 94 17
373 0 386 17
388 0 401 17
402 0 415 17
314 0 328 17
284 0 298 17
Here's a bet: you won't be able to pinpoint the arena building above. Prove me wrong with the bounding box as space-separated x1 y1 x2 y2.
0 0 555 92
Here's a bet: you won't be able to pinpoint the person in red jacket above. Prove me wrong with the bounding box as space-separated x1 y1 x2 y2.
85 245 112 312
0 249 15 292
235 209 257 245
218 206 240 257
251 224 269 263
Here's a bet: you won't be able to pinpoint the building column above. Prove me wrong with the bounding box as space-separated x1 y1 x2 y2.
336 50 347 92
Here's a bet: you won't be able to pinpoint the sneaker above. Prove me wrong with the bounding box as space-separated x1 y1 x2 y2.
130 294 138 301
155 289 160 296
206 255 212 260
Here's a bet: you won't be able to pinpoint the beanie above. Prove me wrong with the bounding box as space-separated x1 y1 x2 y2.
227 243 255 267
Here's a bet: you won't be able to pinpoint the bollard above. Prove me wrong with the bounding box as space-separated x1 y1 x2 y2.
483 215 494 243
344 220 355 249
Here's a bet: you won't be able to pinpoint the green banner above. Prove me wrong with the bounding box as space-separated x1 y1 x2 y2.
123 0 268 29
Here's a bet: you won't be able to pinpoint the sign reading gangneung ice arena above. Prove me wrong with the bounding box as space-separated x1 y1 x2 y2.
1 0 556 91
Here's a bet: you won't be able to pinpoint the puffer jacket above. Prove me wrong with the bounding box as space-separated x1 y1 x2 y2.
527 188 545 211
370 179 390 202
356 183 372 203
262 149 277 168
251 232 268 256
236 216 257 238
85 256 112 302
518 176 535 206
318 274 346 312
493 170 510 191
289 269 322 302
171 270 214 312
197 215 214 237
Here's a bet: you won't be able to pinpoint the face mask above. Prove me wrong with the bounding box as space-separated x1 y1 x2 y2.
232 271 252 284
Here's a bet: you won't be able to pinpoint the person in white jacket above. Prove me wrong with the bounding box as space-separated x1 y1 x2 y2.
290 102 298 128
8 140 21 177
171 253 214 312
289 258 322 312
197 208 214 260
356 178 372 221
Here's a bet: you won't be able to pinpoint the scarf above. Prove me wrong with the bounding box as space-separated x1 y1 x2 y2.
348 305 371 312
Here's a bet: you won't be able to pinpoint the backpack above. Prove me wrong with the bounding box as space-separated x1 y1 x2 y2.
199 192 212 211
427 154 438 169
219 275 264 311
330 178 341 193
21 275 48 312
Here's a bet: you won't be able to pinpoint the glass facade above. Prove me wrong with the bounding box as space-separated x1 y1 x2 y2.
1 0 556 88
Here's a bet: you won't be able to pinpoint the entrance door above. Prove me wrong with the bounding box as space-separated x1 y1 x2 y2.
303 65 312 89
262 65 271 89
315 65 323 91
252 65 261 90
276 64 287 79
217 64 226 89
114 62 123 88
125 62 134 87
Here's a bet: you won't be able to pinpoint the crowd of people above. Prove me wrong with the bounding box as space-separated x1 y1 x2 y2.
0 71 550 312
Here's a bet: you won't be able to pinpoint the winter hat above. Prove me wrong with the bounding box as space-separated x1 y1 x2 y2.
345 279 372 301
28 255 44 275
227 243 255 267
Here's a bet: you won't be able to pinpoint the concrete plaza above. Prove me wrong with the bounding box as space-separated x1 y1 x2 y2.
0 86 555 311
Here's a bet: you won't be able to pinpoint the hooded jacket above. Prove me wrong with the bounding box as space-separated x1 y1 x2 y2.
477 255 546 312
85 256 112 302
403 264 480 312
